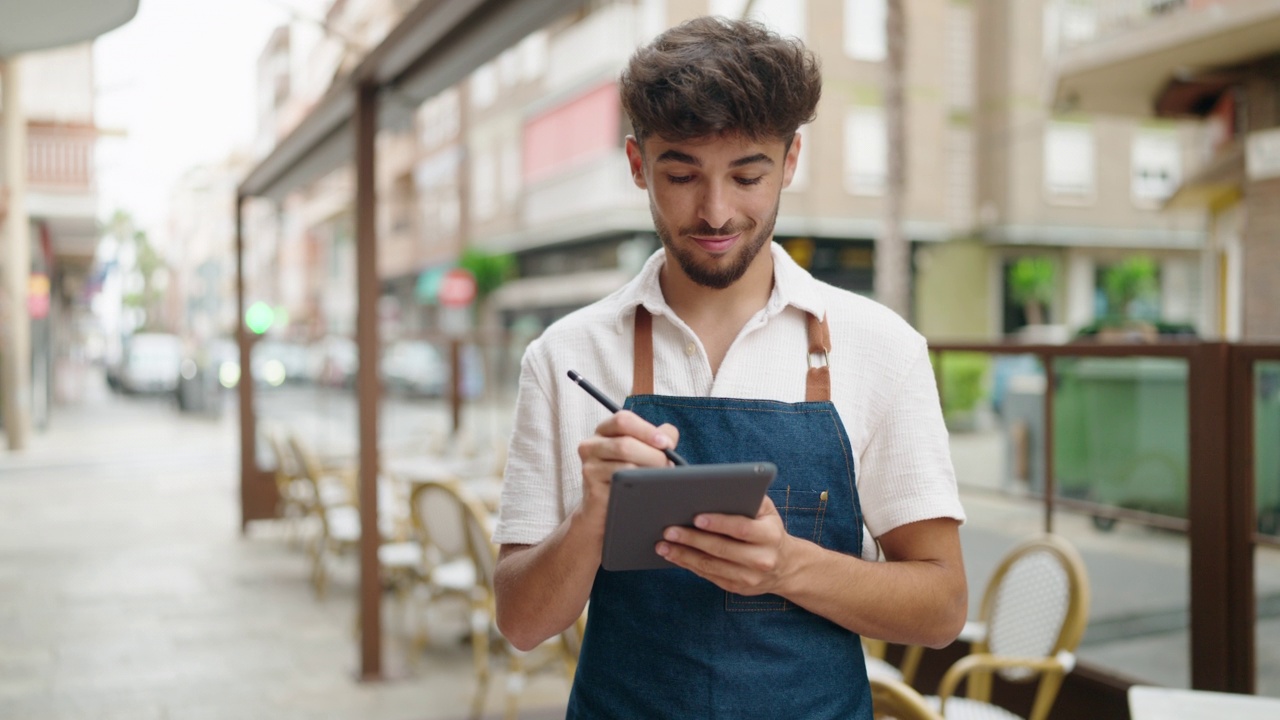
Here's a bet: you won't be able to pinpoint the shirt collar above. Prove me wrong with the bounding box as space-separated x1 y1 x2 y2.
611 242 828 333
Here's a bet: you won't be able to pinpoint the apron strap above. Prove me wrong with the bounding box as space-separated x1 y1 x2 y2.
806 313 832 403
632 306 654 396
631 304 831 402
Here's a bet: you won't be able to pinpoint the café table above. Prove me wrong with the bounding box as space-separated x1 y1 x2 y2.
1128 685 1280 720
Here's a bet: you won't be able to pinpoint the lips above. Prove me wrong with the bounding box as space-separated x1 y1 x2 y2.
691 233 740 254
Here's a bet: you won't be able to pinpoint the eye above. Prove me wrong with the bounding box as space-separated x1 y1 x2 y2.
666 175 693 184
735 176 764 186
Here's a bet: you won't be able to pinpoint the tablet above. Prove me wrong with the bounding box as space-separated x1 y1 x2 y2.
602 462 777 572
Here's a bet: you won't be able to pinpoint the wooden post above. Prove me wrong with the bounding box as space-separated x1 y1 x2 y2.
354 81 382 680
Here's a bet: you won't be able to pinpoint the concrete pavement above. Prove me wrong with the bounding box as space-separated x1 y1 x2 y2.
0 378 569 720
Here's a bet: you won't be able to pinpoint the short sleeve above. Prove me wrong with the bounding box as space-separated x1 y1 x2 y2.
857 341 966 538
492 342 565 545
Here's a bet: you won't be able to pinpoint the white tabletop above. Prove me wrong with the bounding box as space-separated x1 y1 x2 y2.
1128 685 1280 720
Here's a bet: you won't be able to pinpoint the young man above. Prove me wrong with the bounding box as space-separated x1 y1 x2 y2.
493 16 966 719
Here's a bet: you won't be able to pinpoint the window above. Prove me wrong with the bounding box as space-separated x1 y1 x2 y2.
844 107 886 195
519 32 548 82
1044 122 1095 200
1131 131 1181 205
844 0 886 61
1043 0 1097 57
471 147 497 221
469 62 498 109
501 138 521 206
709 0 806 41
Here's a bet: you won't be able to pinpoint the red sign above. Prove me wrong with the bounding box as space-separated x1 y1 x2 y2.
28 273 50 320
438 268 477 307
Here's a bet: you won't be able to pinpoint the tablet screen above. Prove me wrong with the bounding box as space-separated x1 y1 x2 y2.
602 462 777 572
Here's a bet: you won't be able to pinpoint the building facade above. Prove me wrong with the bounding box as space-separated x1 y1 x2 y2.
1050 0 1280 342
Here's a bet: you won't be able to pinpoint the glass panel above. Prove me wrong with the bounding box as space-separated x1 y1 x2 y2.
1255 360 1280 697
1052 355 1192 688
1053 356 1189 526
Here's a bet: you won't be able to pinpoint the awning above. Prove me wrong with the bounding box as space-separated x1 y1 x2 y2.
0 0 138 57
238 0 588 201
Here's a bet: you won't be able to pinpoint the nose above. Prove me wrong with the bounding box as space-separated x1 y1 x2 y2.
696 180 734 232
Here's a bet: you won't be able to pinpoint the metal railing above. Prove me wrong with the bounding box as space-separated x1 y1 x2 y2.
929 339 1280 694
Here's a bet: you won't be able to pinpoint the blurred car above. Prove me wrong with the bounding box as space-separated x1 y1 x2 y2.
252 339 310 388
380 340 447 397
119 333 183 394
308 335 358 388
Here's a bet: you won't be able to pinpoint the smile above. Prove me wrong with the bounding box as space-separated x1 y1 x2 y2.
690 233 741 254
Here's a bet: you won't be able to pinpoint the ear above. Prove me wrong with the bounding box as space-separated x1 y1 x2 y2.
781 132 802 189
625 136 648 189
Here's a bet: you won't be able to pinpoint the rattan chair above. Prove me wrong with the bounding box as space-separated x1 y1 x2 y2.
920 533 1091 720
420 479 580 720
871 676 944 720
288 435 417 600
260 424 312 544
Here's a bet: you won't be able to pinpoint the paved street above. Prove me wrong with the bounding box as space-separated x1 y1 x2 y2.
2 372 1278 719
0 375 568 720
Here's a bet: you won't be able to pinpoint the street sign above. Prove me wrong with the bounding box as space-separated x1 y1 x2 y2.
27 273 50 320
438 267 477 307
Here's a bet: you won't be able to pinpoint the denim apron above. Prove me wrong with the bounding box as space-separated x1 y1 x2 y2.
566 307 873 719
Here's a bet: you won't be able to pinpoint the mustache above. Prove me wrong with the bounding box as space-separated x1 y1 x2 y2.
681 221 750 237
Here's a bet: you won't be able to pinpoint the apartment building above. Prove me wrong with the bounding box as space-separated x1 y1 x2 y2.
3 44 102 424
468 0 1208 342
245 0 1212 348
1050 0 1280 341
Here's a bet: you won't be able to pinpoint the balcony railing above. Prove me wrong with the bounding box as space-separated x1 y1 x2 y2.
27 124 95 191
1049 0 1192 54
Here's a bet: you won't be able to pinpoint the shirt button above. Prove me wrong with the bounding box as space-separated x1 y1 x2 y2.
684 342 697 357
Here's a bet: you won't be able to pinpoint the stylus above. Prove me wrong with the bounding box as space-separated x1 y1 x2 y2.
567 369 689 466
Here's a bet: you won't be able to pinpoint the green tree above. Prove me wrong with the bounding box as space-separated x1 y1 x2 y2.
458 248 515 306
1008 257 1056 326
1103 256 1158 324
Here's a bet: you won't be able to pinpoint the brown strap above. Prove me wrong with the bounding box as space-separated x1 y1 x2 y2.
806 313 832 402
632 304 830 401
632 306 654 395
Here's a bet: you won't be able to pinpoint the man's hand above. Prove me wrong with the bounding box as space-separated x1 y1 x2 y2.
656 495 795 596
575 410 680 539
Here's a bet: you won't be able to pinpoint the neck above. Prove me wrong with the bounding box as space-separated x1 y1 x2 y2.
659 246 775 328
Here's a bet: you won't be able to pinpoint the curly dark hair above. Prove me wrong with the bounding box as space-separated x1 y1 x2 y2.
619 16 822 144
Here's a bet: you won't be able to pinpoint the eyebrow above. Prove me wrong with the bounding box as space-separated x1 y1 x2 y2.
653 150 776 169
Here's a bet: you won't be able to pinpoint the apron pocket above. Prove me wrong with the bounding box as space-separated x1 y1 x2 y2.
725 486 829 613
771 486 830 544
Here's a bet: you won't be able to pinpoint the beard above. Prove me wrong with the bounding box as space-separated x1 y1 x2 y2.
651 199 779 290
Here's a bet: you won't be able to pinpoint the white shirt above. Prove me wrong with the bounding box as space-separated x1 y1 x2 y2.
493 244 965 552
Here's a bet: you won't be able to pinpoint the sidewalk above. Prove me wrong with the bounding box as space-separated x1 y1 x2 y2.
0 381 568 720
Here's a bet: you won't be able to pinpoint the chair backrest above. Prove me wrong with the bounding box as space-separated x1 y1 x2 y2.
979 533 1091 681
870 677 943 720
409 480 476 566
286 434 327 508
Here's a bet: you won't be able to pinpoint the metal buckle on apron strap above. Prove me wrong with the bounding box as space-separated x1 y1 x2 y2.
808 348 830 369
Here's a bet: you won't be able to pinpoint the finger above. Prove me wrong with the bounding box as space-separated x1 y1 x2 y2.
689 511 776 544
662 525 751 562
656 422 680 451
656 539 756 590
579 433 670 468
597 410 674 453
